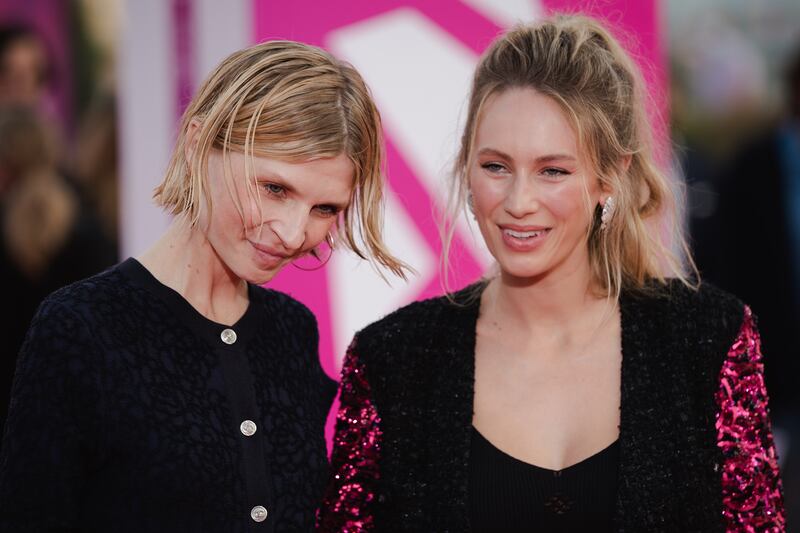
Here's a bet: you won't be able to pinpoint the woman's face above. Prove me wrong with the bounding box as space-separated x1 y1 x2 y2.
469 87 604 284
201 147 354 285
0 37 48 107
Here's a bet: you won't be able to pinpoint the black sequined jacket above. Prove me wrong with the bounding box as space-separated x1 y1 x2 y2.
0 258 336 532
318 280 785 532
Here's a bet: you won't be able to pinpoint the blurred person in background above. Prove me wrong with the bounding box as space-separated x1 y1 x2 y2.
0 39 406 532
0 21 112 219
71 91 119 248
0 105 115 434
703 42 800 525
0 21 117 434
0 24 52 111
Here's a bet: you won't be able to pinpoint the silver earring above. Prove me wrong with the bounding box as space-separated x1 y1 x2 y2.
467 192 475 215
600 196 615 230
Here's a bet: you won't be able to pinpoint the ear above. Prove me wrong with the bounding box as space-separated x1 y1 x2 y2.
619 154 632 174
183 118 202 163
597 155 631 205
598 181 614 207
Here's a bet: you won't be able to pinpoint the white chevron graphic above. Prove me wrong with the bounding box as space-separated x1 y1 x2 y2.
461 0 542 28
327 189 435 367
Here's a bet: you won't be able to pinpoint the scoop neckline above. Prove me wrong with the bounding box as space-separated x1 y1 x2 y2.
471 425 619 474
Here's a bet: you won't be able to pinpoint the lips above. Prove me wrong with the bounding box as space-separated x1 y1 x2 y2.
499 224 551 252
249 240 290 268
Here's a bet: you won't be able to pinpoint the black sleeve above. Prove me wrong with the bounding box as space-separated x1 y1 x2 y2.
0 298 106 532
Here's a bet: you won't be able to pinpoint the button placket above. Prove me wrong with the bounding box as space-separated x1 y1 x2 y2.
217 324 269 525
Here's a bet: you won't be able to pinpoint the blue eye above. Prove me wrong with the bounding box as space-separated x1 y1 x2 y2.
263 183 285 196
481 162 506 173
315 205 339 217
541 167 568 178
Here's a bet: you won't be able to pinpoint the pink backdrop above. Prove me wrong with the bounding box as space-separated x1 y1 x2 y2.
250 0 665 445
254 0 665 372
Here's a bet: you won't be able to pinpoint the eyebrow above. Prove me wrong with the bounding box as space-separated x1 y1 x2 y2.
476 147 577 164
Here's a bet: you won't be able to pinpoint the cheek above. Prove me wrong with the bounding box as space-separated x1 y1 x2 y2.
233 180 263 228
240 184 286 234
206 203 240 244
542 182 592 226
204 167 246 228
303 218 337 250
203 187 250 242
469 175 506 216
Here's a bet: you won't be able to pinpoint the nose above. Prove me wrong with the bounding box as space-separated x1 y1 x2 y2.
503 174 540 218
269 205 307 253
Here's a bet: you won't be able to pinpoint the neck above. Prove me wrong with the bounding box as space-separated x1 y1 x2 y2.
137 215 248 325
483 253 612 343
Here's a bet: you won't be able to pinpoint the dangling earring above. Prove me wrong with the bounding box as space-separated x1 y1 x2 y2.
600 196 615 230
292 233 334 271
467 191 475 217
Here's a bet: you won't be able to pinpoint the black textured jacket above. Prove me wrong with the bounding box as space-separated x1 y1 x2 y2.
0 258 336 532
318 280 785 532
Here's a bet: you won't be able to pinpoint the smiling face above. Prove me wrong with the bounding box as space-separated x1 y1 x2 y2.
469 87 606 285
200 148 354 285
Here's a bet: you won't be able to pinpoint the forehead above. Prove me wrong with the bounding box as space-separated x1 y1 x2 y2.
475 88 578 158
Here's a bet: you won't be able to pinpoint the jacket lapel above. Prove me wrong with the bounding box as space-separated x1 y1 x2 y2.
616 288 701 531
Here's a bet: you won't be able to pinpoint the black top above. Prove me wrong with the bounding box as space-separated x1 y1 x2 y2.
469 427 618 532
0 258 336 532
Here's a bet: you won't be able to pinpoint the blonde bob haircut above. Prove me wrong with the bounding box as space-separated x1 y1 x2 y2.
446 14 696 298
154 40 407 278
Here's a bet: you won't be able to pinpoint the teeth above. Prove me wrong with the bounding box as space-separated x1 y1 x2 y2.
505 229 544 238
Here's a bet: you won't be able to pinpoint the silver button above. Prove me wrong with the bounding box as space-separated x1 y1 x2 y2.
251 505 268 522
220 328 237 345
240 420 257 437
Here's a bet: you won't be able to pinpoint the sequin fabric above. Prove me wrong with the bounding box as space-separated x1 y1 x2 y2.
716 306 786 531
317 339 381 532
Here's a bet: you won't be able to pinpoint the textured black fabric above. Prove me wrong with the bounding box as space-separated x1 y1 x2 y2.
353 279 744 532
0 258 336 532
469 427 618 532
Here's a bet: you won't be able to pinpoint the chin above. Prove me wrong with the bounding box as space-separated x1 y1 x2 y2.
493 254 553 283
246 267 281 286
501 267 549 283
489 249 540 275
226 259 277 286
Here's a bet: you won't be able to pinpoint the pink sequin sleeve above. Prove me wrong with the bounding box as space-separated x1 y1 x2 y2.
715 306 786 531
317 339 381 532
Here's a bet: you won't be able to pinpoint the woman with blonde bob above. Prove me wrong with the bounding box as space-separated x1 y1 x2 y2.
319 14 785 532
0 40 404 532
